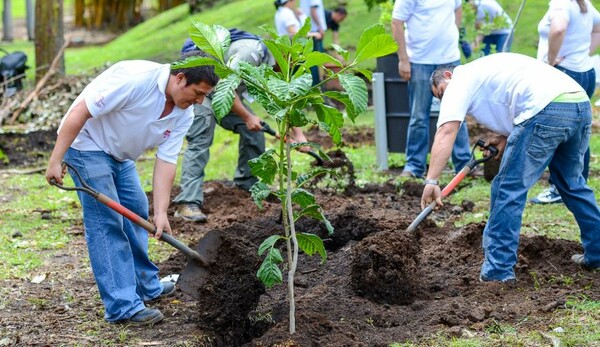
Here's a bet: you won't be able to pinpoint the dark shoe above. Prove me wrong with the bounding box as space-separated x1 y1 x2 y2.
529 186 562 204
145 280 176 303
175 203 207 223
479 275 516 284
572 254 599 269
124 308 164 325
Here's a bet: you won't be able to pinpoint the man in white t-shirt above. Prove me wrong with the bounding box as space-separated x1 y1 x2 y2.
391 0 472 179
45 51 218 325
421 53 600 282
300 0 327 85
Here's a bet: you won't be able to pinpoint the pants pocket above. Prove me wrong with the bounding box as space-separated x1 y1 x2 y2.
527 123 567 158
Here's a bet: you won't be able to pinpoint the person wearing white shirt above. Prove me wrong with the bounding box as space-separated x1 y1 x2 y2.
422 53 600 282
471 0 513 55
45 51 218 325
391 0 472 179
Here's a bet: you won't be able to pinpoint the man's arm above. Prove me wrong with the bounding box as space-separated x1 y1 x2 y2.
455 6 462 28
590 22 600 53
45 100 92 185
152 158 176 239
310 6 325 37
331 30 340 46
231 92 262 131
392 18 410 80
421 121 460 209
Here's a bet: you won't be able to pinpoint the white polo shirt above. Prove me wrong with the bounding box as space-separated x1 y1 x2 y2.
437 53 585 136
275 6 306 36
392 0 462 64
60 60 194 164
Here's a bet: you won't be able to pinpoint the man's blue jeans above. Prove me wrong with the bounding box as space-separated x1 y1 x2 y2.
481 101 600 281
404 61 471 177
64 148 163 322
481 33 512 56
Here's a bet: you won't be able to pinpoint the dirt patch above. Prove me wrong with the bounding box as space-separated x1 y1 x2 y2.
0 129 56 168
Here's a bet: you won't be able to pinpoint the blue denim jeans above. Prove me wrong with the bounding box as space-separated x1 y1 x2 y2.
310 37 324 86
481 33 512 56
551 66 595 182
481 101 600 281
405 61 471 177
64 148 163 322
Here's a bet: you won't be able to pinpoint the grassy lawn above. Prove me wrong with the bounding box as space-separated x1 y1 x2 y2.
2 0 600 345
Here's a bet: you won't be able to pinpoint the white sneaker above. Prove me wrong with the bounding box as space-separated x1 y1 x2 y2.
529 186 562 204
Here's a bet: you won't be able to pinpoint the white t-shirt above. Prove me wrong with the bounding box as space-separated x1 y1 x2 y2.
299 0 327 32
437 53 585 136
275 6 306 36
392 0 462 64
475 0 512 35
60 61 194 164
537 0 600 72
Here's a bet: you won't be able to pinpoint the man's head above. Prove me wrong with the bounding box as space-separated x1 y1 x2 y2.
169 50 220 109
331 7 347 23
430 64 456 100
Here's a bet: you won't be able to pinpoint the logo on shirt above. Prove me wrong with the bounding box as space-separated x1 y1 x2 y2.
163 130 171 139
93 93 105 108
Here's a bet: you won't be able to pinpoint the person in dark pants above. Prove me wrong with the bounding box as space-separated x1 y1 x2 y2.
324 7 347 47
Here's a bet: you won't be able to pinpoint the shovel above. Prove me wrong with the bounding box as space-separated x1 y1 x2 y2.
261 121 324 166
406 139 498 233
51 161 221 299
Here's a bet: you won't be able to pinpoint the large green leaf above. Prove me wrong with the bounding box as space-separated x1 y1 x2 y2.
257 248 284 288
296 233 327 263
288 74 313 98
189 21 230 63
354 34 399 63
303 51 342 69
267 78 290 102
262 39 290 80
330 43 349 62
314 105 344 145
258 235 284 256
248 149 278 184
250 181 274 209
338 74 368 115
296 205 334 235
291 189 316 209
211 73 240 120
323 91 357 121
355 24 387 60
293 17 312 44
288 109 310 127
258 24 279 39
296 167 331 188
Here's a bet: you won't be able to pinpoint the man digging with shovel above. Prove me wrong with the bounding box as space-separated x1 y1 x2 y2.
45 51 218 325
422 53 600 283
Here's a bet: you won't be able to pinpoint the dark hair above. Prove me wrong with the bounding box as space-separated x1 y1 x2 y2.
171 50 219 87
576 0 587 13
430 64 457 88
274 0 289 9
334 6 347 15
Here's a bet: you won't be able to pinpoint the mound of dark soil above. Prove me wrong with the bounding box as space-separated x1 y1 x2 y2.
0 129 56 168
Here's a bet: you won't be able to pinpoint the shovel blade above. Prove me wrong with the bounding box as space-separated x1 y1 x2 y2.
178 230 223 299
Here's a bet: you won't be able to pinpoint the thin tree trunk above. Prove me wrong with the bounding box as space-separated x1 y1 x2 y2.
74 0 84 27
26 0 34 40
2 0 13 42
34 0 65 82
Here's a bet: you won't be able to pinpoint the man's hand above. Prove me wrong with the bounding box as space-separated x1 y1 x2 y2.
484 134 507 160
421 184 442 210
245 114 263 131
152 212 172 240
46 159 67 185
398 60 411 81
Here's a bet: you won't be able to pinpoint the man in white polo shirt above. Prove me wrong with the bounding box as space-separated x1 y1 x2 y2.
45 51 218 325
421 53 600 282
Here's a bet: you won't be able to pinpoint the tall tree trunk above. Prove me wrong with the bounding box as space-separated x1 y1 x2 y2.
26 0 34 40
74 0 84 28
35 0 65 82
2 0 13 42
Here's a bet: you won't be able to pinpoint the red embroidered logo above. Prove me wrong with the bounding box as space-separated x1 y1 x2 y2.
163 130 171 139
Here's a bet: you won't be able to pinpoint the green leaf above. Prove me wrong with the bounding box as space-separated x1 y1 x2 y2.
211 73 240 120
354 34 399 63
353 68 373 81
330 43 349 62
262 39 290 79
189 21 230 63
291 189 316 209
338 74 368 115
303 51 342 69
355 24 387 60
296 205 334 235
257 250 284 288
289 109 310 127
258 24 279 39
322 91 357 121
296 233 327 263
314 104 344 145
267 78 290 102
248 149 278 184
288 74 313 98
258 234 284 256
250 181 274 209
293 17 312 44
171 56 231 78
296 167 332 188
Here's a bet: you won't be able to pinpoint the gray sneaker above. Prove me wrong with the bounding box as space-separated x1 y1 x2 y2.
174 203 207 223
571 254 599 269
529 185 562 204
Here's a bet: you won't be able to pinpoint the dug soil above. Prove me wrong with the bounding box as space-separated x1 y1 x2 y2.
1 128 598 346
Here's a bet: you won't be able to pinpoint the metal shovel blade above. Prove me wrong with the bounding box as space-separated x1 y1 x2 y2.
178 230 223 299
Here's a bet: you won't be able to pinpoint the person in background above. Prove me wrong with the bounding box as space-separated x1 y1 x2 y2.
173 32 276 223
299 0 327 86
324 6 347 47
471 0 513 55
391 0 472 179
274 0 320 147
45 52 218 324
424 53 600 282
530 0 600 204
